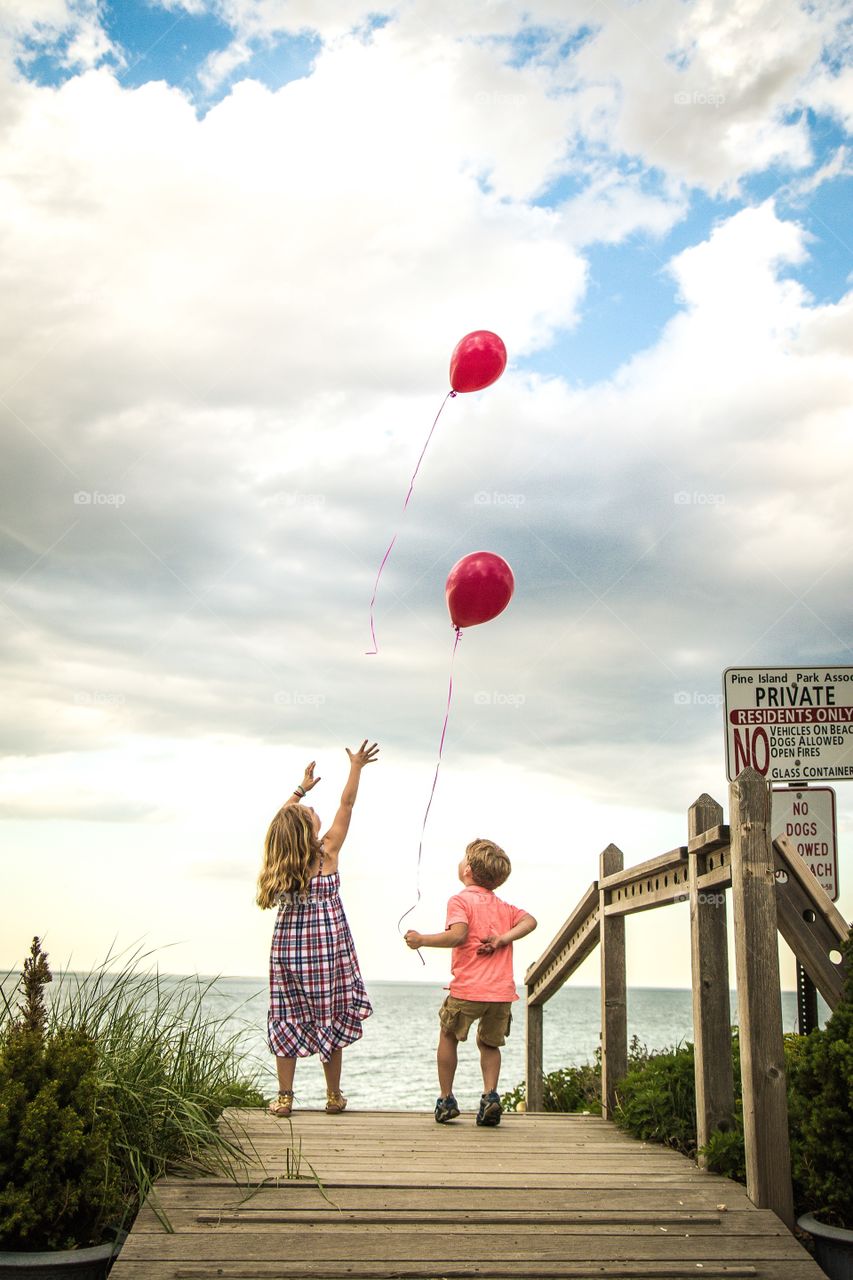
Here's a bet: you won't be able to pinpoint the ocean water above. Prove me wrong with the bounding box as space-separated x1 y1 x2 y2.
198 977 816 1112
1 972 818 1114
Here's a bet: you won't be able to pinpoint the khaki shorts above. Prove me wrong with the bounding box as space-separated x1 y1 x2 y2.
438 995 513 1047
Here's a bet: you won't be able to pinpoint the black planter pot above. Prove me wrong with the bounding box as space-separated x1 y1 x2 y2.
799 1212 853 1280
0 1233 125 1280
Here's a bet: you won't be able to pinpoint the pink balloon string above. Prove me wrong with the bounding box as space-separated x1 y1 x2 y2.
399 625 462 963
366 389 456 655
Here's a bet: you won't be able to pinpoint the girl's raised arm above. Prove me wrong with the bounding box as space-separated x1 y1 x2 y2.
322 741 379 860
280 761 320 811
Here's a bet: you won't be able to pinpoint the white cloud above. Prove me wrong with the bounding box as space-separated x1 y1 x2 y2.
1 4 851 979
118 1 849 198
558 168 686 246
0 58 587 431
783 144 853 200
0 0 120 69
197 38 253 93
213 0 394 42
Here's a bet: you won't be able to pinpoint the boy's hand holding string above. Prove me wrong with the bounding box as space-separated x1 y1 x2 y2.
405 923 468 950
405 915 536 955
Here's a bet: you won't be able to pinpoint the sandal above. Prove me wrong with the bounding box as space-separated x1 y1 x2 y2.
268 1090 294 1118
325 1090 347 1114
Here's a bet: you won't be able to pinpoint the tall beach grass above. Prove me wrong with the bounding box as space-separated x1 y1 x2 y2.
1 944 269 1233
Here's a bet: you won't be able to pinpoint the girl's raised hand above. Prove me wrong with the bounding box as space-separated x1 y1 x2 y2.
346 740 379 769
301 761 321 791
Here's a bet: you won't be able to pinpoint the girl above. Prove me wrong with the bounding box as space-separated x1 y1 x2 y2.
257 740 379 1117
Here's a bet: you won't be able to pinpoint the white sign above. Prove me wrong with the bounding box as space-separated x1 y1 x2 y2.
723 666 853 783
771 786 838 901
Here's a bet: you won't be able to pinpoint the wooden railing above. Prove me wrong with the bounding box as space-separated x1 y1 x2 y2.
524 766 850 1229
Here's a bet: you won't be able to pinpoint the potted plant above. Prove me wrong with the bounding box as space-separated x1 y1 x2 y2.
790 937 853 1280
0 939 126 1277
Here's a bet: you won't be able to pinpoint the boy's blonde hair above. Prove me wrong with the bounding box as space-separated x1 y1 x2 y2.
465 838 511 890
256 805 321 909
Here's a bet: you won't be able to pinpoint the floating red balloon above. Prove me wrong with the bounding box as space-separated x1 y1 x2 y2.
449 330 507 394
446 551 515 630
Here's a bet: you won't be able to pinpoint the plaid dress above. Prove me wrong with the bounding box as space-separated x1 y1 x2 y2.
267 866 372 1063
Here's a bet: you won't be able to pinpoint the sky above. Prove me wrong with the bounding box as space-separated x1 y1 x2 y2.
1 0 851 1003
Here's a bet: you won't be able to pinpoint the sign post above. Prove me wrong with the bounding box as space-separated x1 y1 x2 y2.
724 667 850 1035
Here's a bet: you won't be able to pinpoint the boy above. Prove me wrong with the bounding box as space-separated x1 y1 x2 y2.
405 838 537 1126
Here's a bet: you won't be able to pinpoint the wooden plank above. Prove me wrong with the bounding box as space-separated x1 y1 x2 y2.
773 835 850 1008
110 1264 832 1280
526 885 600 1005
601 848 690 917
525 883 599 987
107 1109 825 1280
773 835 850 942
136 1207 795 1236
526 1001 544 1111
687 825 731 856
599 847 687 890
729 768 794 1229
688 793 734 1166
599 844 627 1120
111 1263 797 1279
148 1183 753 1211
603 877 690 917
697 863 733 892
118 1231 817 1260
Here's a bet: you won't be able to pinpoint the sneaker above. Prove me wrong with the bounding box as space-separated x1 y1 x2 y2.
476 1090 502 1127
434 1094 460 1123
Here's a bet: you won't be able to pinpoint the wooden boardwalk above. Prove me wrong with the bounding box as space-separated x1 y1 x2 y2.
109 1108 824 1279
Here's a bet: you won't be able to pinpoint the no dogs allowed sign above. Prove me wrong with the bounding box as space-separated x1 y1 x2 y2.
771 786 838 901
723 666 853 783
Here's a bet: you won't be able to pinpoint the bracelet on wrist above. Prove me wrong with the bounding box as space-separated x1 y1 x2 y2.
293 785 306 798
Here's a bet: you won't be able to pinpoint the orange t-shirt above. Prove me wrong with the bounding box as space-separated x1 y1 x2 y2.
445 884 528 1002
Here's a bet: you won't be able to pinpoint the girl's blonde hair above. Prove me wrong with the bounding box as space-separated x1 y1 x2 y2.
256 805 321 909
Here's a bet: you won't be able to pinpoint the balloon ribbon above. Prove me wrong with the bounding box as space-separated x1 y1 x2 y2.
399 625 462 963
366 389 456 655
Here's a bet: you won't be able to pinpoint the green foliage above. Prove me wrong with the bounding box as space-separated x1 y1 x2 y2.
787 939 853 1229
702 1123 746 1182
502 1061 602 1114
613 1040 698 1157
17 937 52 1036
0 940 269 1250
506 958 853 1227
502 1037 656 1115
0 942 124 1249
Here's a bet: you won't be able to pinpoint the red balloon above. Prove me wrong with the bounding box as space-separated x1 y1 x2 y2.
449 330 507 393
446 551 515 630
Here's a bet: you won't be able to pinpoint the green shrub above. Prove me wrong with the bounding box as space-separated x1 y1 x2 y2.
786 939 853 1228
502 1036 658 1115
0 942 125 1249
0 939 269 1248
508 969 853 1219
702 1122 746 1182
502 1062 602 1114
613 1040 697 1156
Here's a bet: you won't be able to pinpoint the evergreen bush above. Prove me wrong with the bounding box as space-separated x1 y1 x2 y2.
0 940 125 1249
502 1036 658 1115
613 1040 698 1156
787 939 853 1228
0 938 269 1251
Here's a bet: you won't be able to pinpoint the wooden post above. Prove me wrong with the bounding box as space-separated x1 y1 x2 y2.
526 1000 544 1112
599 843 627 1121
688 793 734 1165
729 767 794 1228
